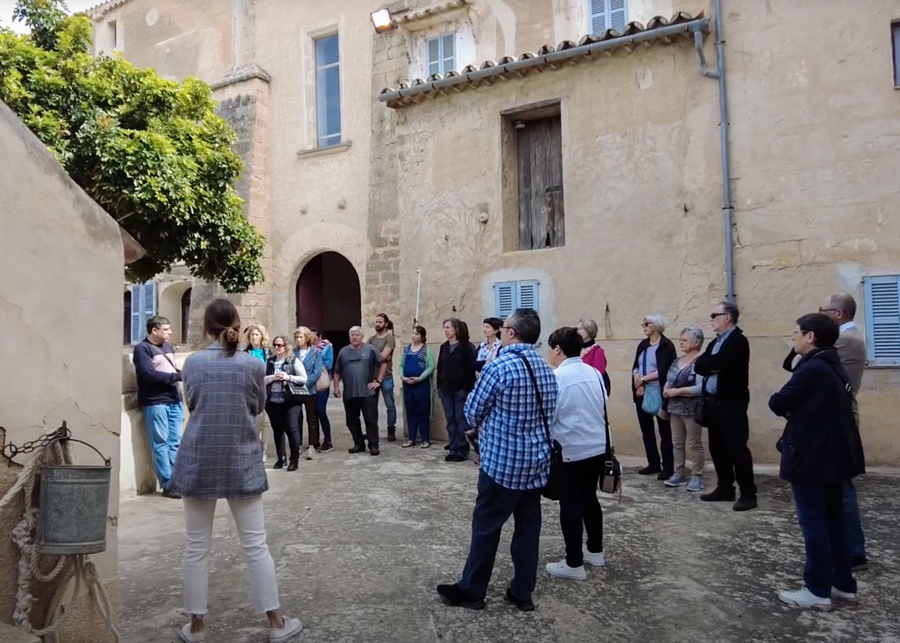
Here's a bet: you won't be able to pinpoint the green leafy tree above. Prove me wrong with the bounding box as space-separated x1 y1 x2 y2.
0 0 265 292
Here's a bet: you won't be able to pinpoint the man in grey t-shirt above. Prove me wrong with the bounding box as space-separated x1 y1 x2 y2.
334 326 387 455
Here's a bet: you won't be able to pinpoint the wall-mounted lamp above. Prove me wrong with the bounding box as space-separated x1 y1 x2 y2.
371 9 394 34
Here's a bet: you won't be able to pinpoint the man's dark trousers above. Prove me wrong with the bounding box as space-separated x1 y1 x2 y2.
458 470 542 601
708 398 757 496
344 395 379 447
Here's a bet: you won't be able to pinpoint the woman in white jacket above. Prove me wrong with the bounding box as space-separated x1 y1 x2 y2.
544 327 610 581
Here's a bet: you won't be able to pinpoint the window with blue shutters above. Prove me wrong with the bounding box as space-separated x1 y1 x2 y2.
493 280 540 319
426 32 456 76
129 282 158 345
864 275 900 366
590 0 627 35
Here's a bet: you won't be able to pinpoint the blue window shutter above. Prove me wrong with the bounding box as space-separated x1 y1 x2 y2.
610 0 627 33
130 285 143 345
494 282 516 318
441 32 456 74
590 0 607 35
427 36 441 76
517 280 539 312
864 276 900 366
144 281 157 321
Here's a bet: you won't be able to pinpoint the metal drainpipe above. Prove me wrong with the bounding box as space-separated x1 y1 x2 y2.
695 1 735 303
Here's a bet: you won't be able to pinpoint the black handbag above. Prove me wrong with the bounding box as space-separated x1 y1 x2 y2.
693 377 714 427
513 353 564 501
595 373 621 497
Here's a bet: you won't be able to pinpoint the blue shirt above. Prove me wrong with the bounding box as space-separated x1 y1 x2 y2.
464 343 559 491
705 327 735 395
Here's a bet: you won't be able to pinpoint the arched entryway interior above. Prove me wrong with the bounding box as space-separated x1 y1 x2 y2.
296 252 361 356
180 288 192 344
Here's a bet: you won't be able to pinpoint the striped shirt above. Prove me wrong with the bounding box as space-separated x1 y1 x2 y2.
464 343 559 491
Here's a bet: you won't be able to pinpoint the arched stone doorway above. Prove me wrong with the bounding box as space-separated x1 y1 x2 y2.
296 252 361 355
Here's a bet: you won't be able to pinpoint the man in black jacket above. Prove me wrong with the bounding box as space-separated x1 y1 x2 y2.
769 313 864 611
694 302 757 511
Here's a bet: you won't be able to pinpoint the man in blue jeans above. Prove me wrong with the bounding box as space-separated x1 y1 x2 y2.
134 315 184 498
437 308 559 611
368 313 397 440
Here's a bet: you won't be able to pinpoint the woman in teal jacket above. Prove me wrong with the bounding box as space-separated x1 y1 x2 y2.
400 325 436 448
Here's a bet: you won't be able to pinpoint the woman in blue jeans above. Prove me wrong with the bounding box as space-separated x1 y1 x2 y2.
437 318 476 462
312 329 334 452
400 325 436 448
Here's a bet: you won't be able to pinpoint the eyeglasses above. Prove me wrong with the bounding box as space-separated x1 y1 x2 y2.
710 312 728 320
273 343 286 348
641 322 653 327
819 308 840 314
501 326 512 331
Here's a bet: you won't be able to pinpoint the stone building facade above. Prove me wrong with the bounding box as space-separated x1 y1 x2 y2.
92 0 900 465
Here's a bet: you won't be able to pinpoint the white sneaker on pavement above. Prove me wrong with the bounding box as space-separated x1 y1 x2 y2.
545 559 587 581
180 623 205 643
831 587 859 603
305 446 316 461
583 548 606 568
778 586 833 611
270 616 303 643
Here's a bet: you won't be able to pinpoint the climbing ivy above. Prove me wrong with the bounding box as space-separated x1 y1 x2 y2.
0 0 265 292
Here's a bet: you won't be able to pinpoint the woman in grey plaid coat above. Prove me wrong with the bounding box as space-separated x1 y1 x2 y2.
169 299 303 643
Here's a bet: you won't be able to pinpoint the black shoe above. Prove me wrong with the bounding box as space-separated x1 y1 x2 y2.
387 431 397 442
273 460 284 470
638 465 662 475
733 495 757 512
436 583 485 610
369 446 380 456
700 487 736 502
162 487 181 499
444 444 451 451
504 587 535 612
287 461 299 472
657 470 673 481
319 443 334 453
445 454 466 463
348 445 367 454
851 556 869 571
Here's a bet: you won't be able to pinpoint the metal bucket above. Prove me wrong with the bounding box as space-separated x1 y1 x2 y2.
36 440 111 556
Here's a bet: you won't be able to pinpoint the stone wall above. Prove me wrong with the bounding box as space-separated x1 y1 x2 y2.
0 100 125 641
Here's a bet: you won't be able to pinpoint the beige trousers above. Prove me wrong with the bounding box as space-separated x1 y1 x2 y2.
255 412 275 460
670 413 705 477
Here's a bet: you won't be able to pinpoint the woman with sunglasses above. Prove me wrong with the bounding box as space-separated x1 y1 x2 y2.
264 336 308 471
631 314 676 480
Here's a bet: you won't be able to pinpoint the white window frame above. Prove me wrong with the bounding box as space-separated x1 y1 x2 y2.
590 0 628 35
426 32 456 77
314 32 342 149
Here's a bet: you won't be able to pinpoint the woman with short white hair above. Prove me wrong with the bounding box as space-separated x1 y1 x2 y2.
577 318 610 394
663 327 707 492
631 314 677 480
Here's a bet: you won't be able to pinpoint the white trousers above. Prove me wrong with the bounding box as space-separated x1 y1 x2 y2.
183 496 281 615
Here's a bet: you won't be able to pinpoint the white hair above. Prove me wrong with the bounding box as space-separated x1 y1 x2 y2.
349 326 363 334
643 314 666 333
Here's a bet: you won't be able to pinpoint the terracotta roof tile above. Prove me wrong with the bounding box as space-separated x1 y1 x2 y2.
379 12 708 108
87 0 135 19
396 0 471 25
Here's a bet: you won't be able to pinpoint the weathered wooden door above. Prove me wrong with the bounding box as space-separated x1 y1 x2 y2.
517 116 565 250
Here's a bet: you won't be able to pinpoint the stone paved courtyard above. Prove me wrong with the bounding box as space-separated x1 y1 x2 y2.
118 408 900 643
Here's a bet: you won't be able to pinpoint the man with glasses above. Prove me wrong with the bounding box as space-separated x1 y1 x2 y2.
694 301 758 511
818 294 868 571
436 308 558 612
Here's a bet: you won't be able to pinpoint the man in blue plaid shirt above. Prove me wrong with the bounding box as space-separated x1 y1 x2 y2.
437 308 559 612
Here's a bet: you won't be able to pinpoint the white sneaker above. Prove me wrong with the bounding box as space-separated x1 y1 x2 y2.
831 587 859 603
180 623 205 643
545 559 587 581
270 616 303 643
778 586 833 611
583 548 606 568
305 446 316 461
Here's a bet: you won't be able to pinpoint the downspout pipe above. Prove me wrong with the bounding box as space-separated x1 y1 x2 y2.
378 18 710 103
696 0 735 304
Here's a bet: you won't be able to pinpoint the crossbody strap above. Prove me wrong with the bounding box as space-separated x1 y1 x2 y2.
592 370 614 455
512 352 553 449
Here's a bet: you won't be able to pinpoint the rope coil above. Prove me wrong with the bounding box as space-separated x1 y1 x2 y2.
0 433 120 642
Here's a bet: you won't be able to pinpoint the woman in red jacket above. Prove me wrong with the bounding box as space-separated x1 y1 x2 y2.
578 318 610 394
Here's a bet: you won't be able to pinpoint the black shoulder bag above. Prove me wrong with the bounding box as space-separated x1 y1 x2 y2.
595 375 621 498
513 352 564 501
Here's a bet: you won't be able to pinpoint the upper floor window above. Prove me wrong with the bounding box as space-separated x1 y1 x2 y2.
590 0 627 35
427 32 456 76
864 275 900 366
892 21 900 88
315 34 341 148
